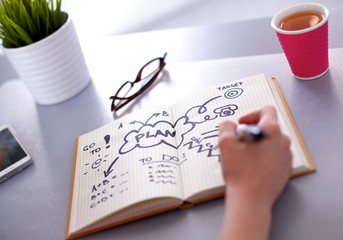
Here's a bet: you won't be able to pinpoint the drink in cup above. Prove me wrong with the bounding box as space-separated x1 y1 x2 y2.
271 3 329 80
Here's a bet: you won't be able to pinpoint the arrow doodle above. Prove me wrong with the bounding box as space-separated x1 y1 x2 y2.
103 157 119 178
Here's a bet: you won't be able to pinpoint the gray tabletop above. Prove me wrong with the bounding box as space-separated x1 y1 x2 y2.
1 6 343 240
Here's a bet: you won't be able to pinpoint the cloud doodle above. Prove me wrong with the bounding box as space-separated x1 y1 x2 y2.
118 96 239 155
119 116 195 154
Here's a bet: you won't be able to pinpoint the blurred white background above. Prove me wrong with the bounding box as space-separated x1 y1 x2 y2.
0 0 342 52
63 0 343 39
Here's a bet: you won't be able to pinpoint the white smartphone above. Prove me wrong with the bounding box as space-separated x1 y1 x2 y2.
0 125 32 183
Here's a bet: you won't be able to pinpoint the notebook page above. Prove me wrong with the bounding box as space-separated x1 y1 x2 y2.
69 106 183 235
171 74 308 201
71 198 181 238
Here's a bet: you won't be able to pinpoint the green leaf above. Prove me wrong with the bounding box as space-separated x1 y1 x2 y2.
38 0 50 35
4 16 33 45
1 18 18 39
30 0 40 34
12 1 22 24
22 0 32 11
0 1 4 15
2 1 15 20
3 31 21 48
19 0 36 37
50 0 54 12
45 2 50 35
0 0 67 48
19 0 28 31
0 24 21 47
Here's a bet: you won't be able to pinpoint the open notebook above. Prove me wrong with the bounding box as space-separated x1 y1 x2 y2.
66 74 314 239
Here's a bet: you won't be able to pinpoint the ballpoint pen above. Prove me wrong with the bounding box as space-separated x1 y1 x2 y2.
236 124 265 142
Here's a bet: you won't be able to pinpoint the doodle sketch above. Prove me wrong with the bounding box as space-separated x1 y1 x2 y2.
119 95 239 155
79 84 245 208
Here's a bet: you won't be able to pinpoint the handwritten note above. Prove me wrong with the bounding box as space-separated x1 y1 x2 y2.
68 74 312 236
71 77 253 230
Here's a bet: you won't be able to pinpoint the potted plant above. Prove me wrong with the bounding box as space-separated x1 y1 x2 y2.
0 0 91 105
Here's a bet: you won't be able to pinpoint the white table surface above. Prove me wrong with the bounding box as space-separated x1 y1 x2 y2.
1 7 343 240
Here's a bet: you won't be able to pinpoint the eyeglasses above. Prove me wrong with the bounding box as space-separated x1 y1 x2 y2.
110 53 167 112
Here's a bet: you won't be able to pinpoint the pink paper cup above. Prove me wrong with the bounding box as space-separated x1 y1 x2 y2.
271 3 329 80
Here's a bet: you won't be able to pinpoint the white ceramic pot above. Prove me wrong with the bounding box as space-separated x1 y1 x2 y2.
3 17 91 105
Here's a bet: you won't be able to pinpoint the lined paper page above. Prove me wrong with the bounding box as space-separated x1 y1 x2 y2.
170 74 310 201
69 106 183 235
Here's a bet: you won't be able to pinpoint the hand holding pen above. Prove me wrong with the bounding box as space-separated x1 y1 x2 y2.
218 105 293 240
218 105 292 198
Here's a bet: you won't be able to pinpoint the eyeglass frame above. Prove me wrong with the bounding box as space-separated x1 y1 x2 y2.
109 53 167 112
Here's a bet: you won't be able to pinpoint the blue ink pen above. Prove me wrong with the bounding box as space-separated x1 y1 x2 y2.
236 124 265 142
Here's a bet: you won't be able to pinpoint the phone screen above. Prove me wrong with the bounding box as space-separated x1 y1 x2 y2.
0 126 32 182
0 128 29 172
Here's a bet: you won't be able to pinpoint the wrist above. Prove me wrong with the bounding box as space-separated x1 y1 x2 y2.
225 185 274 213
220 186 273 240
